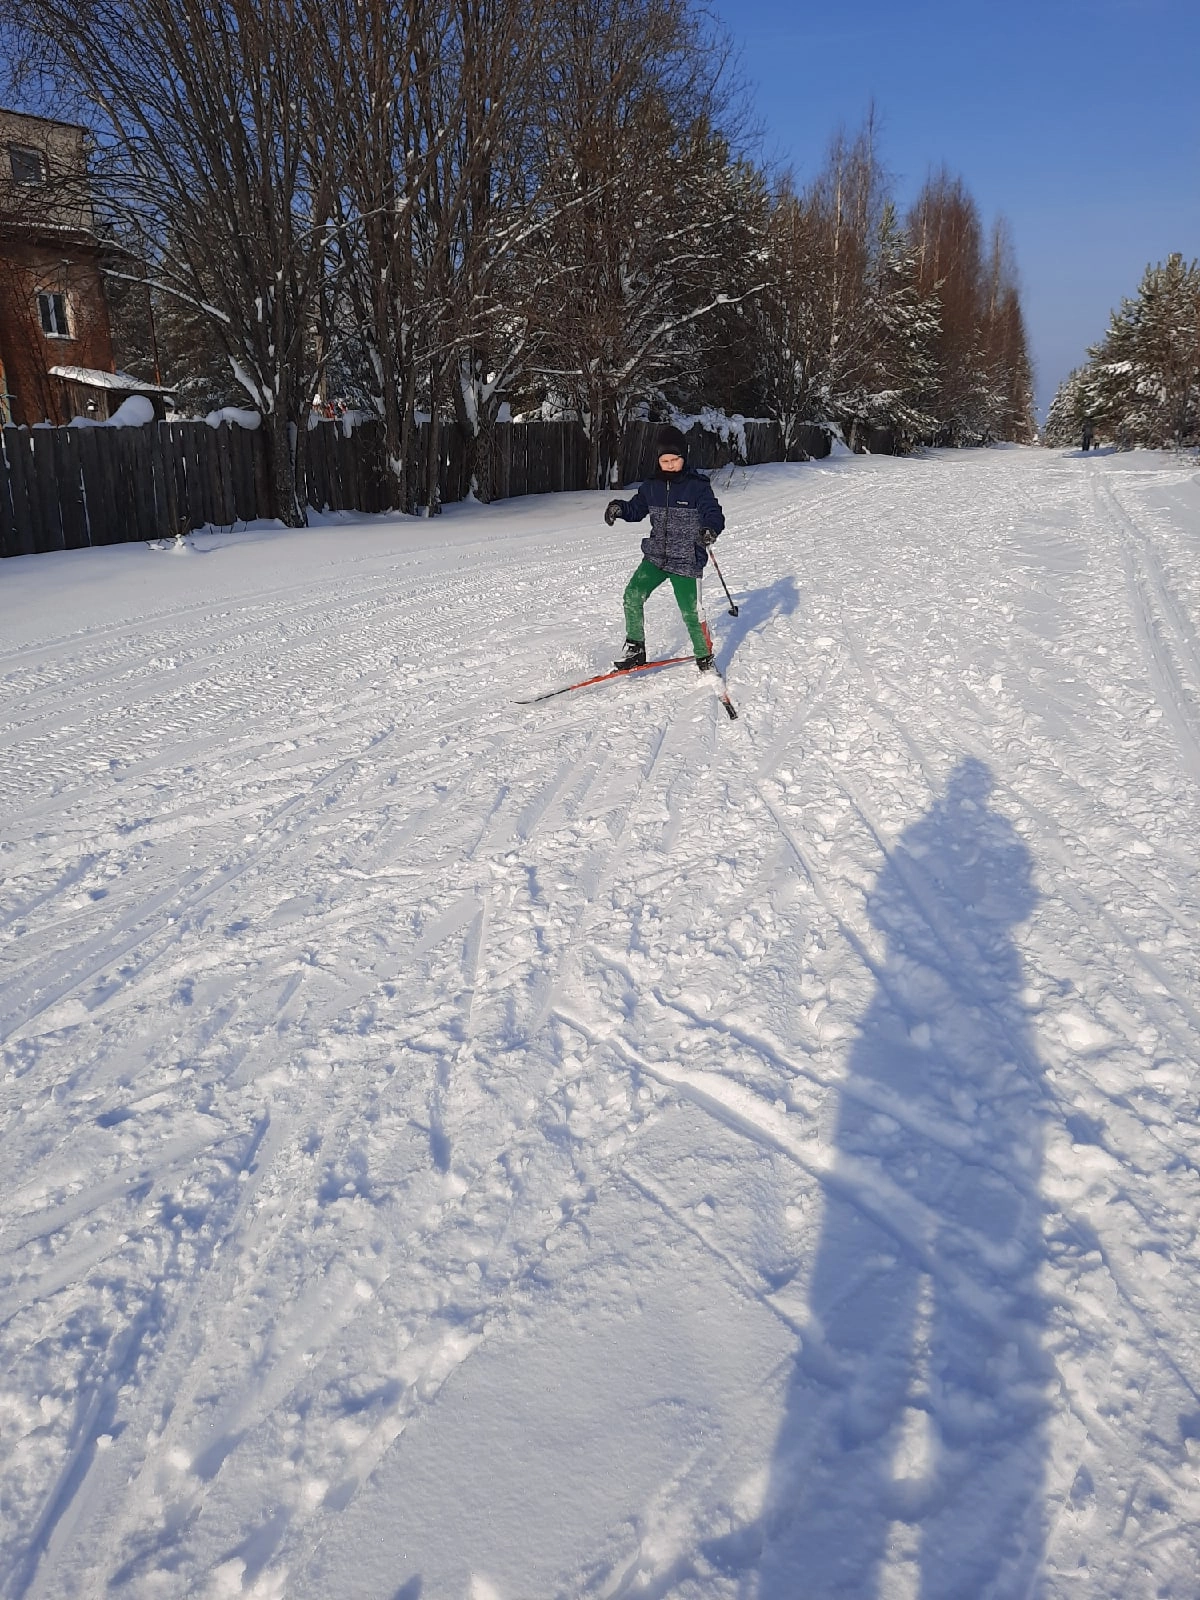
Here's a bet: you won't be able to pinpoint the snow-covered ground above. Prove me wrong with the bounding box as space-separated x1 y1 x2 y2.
3 445 1200 1600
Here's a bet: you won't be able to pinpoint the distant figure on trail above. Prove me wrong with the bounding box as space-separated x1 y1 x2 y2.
604 423 725 675
1082 418 1095 452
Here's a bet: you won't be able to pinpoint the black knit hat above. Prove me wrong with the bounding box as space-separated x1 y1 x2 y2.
655 424 688 463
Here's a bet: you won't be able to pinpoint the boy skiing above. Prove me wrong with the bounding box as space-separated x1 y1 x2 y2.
604 424 725 673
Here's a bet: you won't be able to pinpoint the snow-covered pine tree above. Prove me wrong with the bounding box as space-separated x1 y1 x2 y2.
1043 367 1090 447
752 117 892 452
844 201 941 450
1086 255 1200 448
752 178 833 454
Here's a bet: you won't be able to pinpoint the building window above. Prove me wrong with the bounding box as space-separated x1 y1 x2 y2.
9 144 47 185
37 291 71 338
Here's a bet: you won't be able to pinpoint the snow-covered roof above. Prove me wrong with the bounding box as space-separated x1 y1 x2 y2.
48 365 174 394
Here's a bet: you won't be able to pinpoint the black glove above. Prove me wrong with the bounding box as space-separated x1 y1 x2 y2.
604 500 625 526
700 528 719 547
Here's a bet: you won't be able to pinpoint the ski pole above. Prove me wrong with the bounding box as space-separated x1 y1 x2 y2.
708 551 739 617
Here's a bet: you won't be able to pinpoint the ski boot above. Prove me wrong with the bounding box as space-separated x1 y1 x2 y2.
614 639 647 671
695 654 715 673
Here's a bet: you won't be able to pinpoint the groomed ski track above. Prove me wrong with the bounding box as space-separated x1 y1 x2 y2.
3 446 1200 1598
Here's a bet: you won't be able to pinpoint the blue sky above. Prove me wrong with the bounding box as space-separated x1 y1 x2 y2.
708 0 1200 419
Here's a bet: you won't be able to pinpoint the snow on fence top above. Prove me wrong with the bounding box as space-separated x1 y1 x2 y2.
67 395 156 429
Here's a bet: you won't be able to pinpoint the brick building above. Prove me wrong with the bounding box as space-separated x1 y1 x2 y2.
0 108 148 425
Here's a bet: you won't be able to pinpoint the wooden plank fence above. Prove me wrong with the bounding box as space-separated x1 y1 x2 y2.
621 418 787 483
619 418 834 482
0 420 264 556
791 422 835 461
0 414 822 560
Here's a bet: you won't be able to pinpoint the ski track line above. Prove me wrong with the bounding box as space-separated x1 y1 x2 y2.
0 626 513 833
87 720 593 1111
520 698 709 1041
752 764 1184 1324
1 687 409 832
552 1007 1039 1325
0 555 396 674
620 1163 809 1342
835 763 1012 1006
816 462 1200 1520
426 893 490 1173
864 651 1200 950
80 1059 660 1594
823 547 1200 1005
825 678 1200 1261
0 535 587 685
857 646 1200 1064
1105 475 1200 691
1100 478 1200 784
5 1108 283 1600
8 1111 355 1596
641 980 1036 1181
0 547 582 815
746 658 845 783
0 1120 233 1266
66 884 675 1533
0 720 402 1048
1054 1212 1200 1421
4 694 510 970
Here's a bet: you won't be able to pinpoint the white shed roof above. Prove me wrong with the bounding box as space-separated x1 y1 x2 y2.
49 365 173 394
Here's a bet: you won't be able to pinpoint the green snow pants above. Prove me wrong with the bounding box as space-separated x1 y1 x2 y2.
623 558 710 658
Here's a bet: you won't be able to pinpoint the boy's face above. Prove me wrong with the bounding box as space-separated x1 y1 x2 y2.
658 452 684 473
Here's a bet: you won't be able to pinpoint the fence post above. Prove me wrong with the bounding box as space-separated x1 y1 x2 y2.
29 429 63 552
53 427 88 548
4 430 35 554
0 430 21 557
215 424 237 523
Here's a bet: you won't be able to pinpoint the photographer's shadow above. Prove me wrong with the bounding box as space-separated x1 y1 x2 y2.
753 758 1049 1598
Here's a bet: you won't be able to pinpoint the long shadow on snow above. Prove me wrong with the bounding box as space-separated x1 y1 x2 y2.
730 758 1048 1598
709 573 801 673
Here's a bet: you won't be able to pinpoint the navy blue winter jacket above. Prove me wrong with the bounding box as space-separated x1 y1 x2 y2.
616 467 725 579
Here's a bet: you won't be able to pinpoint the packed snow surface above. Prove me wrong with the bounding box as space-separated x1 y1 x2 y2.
3 447 1200 1599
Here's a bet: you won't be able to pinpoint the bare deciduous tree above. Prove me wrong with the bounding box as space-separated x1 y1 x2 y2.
754 118 941 450
13 0 348 523
316 0 441 512
525 0 757 485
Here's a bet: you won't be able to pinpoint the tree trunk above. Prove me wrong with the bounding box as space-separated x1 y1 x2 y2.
600 394 621 488
468 408 497 503
425 400 442 516
266 409 306 527
586 385 607 489
394 354 419 515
